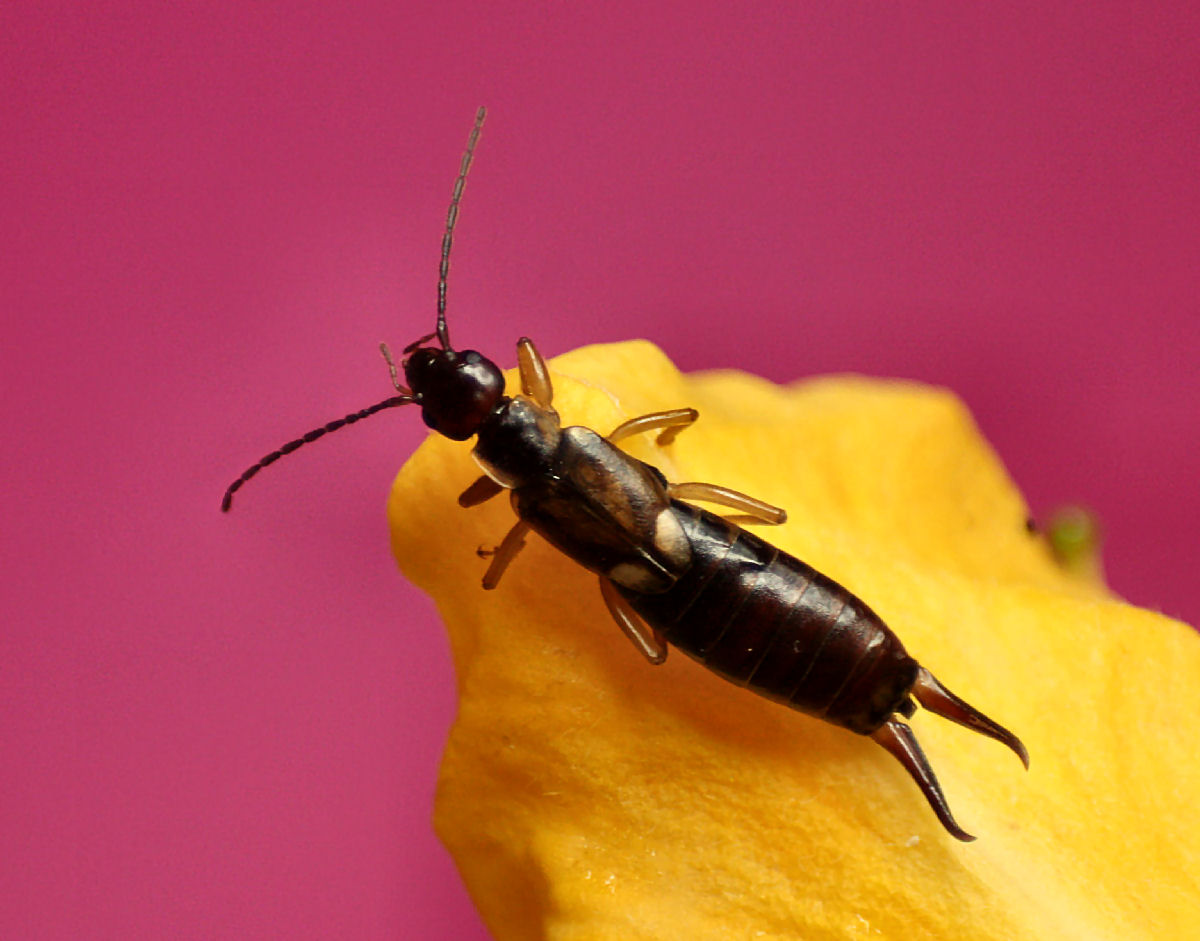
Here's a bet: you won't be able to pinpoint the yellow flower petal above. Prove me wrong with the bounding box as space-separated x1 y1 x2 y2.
388 340 1200 941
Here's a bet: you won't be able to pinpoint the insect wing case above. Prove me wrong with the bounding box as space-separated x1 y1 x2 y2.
508 426 691 592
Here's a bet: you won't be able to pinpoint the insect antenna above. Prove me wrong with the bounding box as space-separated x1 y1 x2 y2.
221 393 413 512
436 105 487 352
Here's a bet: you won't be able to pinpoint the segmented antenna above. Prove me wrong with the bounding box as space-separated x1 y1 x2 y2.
221 394 412 512
223 110 488 512
437 106 487 351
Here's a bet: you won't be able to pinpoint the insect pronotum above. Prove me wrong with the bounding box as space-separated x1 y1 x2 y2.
224 107 1029 841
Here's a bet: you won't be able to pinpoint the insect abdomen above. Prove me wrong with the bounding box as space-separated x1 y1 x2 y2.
617 501 918 735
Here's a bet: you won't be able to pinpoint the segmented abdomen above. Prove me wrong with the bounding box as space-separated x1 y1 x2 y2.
617 501 918 735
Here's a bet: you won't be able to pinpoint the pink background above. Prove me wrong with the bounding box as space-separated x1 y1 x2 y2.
4 3 1197 938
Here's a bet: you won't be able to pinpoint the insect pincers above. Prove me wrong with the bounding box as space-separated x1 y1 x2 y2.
223 107 1029 841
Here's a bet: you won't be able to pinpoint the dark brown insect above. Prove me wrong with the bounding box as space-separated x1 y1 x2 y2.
223 107 1028 841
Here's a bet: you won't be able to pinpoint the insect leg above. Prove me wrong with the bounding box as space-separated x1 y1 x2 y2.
599 577 668 664
481 519 532 590
871 718 976 842
667 482 787 525
911 667 1030 768
458 474 505 507
608 408 699 446
516 337 554 408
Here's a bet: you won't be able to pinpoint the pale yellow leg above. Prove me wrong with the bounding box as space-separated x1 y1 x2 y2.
599 577 667 665
517 337 554 408
667 482 787 525
608 408 699 446
481 520 532 590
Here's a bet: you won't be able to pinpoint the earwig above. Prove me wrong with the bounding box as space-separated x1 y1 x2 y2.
223 107 1028 841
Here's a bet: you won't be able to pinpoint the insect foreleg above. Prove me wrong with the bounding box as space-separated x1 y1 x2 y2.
458 474 505 507
667 482 787 525
516 337 554 408
599 577 667 664
481 519 532 590
608 408 699 446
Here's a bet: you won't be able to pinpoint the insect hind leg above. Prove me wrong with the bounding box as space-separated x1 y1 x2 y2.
912 667 1029 769
599 577 668 665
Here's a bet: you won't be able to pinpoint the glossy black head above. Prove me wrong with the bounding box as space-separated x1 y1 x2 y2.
404 346 505 440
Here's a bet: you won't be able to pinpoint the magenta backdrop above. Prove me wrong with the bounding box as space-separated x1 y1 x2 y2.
3 3 1197 938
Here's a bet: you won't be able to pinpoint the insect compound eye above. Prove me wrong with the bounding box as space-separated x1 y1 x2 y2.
402 347 442 392
404 348 505 441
